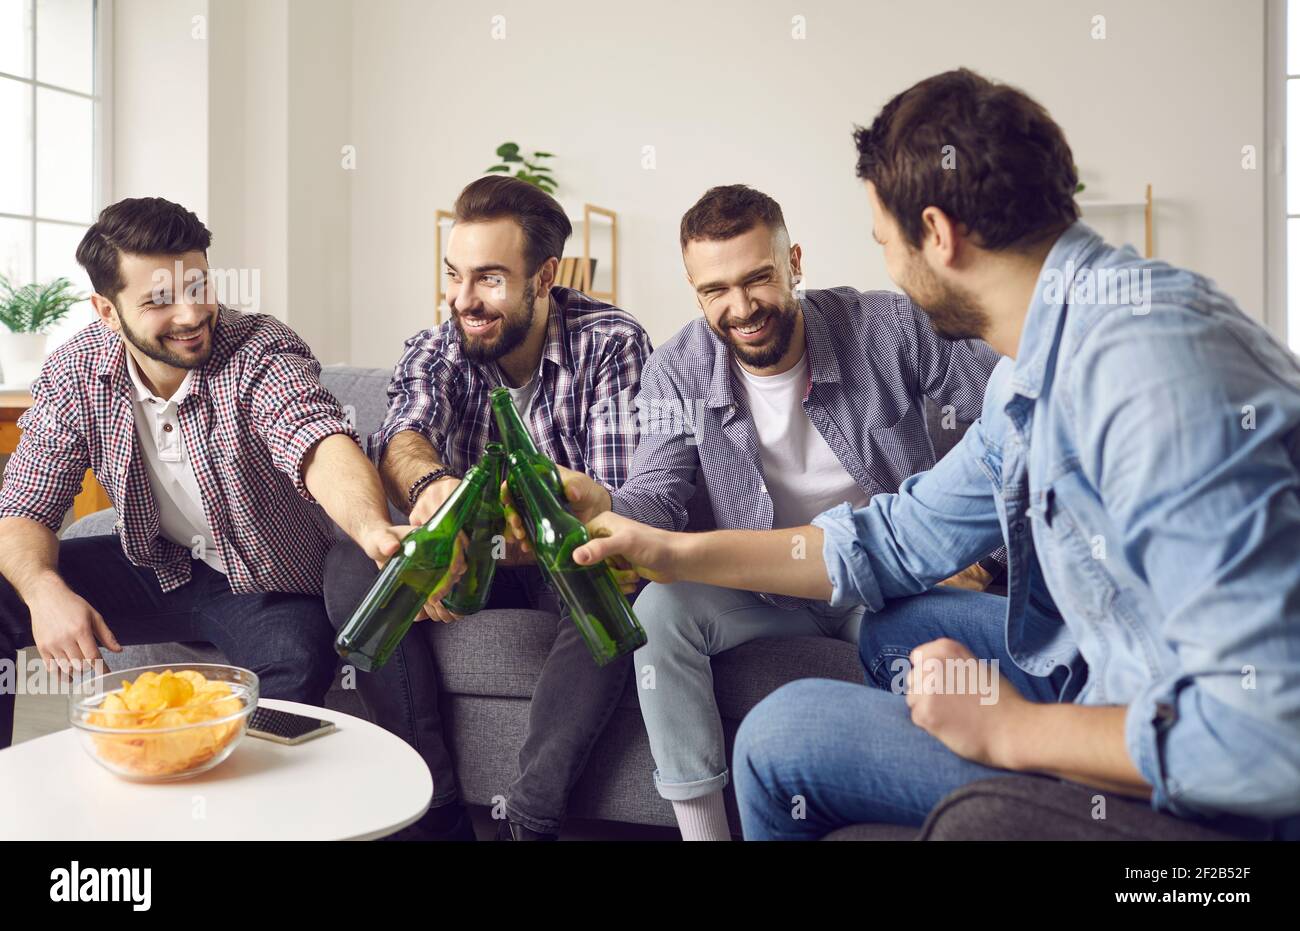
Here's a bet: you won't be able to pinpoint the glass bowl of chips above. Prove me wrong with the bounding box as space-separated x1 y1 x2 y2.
69 664 259 781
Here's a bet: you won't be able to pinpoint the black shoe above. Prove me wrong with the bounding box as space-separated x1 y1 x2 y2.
494 818 558 841
383 802 476 841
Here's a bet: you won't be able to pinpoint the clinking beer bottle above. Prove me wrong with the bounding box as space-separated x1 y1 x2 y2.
334 460 491 672
505 448 647 666
441 444 506 616
490 386 562 496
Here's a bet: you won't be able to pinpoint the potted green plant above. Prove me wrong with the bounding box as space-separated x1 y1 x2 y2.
0 275 85 387
485 142 558 194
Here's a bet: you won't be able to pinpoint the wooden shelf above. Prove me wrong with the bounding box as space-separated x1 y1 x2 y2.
1078 184 1154 258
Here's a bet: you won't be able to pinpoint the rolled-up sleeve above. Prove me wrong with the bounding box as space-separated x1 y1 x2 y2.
1074 312 1300 820
369 327 457 469
246 342 357 502
0 372 90 531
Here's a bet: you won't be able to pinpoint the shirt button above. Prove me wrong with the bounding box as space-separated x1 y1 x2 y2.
163 423 174 433
759 483 767 494
1013 521 1025 534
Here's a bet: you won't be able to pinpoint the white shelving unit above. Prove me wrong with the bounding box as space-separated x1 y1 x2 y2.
1077 184 1154 258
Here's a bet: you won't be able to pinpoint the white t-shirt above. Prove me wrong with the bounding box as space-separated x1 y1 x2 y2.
125 353 224 573
495 361 543 418
734 352 870 529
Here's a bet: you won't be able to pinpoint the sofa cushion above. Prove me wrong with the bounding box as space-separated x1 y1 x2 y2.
319 364 393 451
422 610 864 718
823 824 918 841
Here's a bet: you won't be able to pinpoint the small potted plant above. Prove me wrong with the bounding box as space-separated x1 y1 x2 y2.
485 142 558 195
0 275 85 387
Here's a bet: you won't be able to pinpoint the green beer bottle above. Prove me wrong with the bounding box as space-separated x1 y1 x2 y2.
441 444 507 616
334 460 490 672
505 448 647 666
490 386 562 495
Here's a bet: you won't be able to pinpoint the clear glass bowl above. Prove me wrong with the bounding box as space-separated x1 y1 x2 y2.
69 664 259 782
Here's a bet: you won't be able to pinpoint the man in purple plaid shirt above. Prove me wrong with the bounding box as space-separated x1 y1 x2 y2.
323 176 653 841
0 198 414 751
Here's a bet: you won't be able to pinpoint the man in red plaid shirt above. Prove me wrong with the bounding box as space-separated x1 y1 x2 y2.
0 197 422 750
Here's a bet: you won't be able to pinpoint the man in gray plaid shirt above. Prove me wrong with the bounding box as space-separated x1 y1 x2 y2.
324 176 652 841
552 185 1002 839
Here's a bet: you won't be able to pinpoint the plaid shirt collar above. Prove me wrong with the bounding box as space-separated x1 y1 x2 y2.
703 297 844 408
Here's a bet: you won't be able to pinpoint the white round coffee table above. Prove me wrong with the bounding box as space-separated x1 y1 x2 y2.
0 699 432 840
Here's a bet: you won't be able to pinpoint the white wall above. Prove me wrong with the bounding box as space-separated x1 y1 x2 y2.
285 0 352 364
108 0 1269 366
207 0 288 326
348 0 1268 366
112 0 351 364
112 0 209 217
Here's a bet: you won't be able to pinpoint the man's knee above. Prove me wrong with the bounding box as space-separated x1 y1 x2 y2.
734 679 823 786
323 539 379 632
258 623 338 703
633 581 714 652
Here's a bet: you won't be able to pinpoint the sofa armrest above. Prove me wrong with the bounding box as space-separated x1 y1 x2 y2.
60 508 118 540
918 775 1264 841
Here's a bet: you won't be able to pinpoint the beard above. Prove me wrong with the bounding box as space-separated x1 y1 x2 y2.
454 279 537 364
900 254 990 342
710 295 800 370
116 308 217 370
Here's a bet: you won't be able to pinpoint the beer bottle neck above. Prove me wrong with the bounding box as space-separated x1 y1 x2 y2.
490 387 540 456
422 464 490 531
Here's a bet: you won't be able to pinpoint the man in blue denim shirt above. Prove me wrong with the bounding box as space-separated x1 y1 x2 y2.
574 69 1300 840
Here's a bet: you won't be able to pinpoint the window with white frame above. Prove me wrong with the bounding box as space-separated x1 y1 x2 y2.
0 0 104 359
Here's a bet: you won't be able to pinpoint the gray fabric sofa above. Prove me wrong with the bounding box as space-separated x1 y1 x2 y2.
60 365 1245 841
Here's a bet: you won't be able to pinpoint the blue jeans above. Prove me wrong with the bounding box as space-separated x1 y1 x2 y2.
633 580 863 801
0 534 338 749
733 587 1081 840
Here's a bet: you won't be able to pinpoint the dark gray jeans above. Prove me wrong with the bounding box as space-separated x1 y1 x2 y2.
323 539 632 834
0 534 338 751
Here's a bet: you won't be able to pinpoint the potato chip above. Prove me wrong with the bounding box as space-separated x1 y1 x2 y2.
87 669 248 777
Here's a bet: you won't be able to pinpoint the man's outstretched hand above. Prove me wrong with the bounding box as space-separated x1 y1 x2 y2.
573 511 680 587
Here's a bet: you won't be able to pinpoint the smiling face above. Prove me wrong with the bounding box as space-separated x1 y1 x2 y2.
101 250 219 369
866 181 988 342
682 223 802 371
443 219 541 364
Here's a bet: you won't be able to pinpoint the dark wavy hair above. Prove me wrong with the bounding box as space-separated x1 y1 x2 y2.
679 184 787 251
853 69 1079 252
454 175 572 276
76 197 212 303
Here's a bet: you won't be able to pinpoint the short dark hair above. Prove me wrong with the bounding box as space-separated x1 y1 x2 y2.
853 69 1079 252
75 197 212 303
679 184 787 251
453 175 572 275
